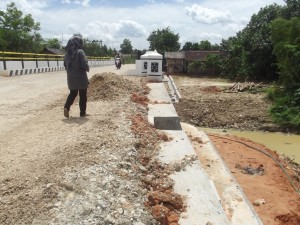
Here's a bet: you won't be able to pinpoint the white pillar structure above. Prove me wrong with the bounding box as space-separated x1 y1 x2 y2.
138 50 163 82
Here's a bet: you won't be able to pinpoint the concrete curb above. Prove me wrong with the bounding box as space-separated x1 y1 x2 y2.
147 82 230 224
0 66 65 77
181 123 263 225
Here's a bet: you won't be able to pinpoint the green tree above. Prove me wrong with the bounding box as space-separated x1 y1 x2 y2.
147 27 180 54
188 60 206 75
82 39 102 56
199 40 212 51
204 54 222 76
191 42 200 50
282 0 300 18
82 39 111 57
242 4 282 80
220 36 246 80
101 44 109 56
0 2 42 52
46 38 61 49
271 17 300 88
211 43 220 51
120 39 133 54
182 41 219 51
267 15 300 130
182 41 193 51
220 4 282 81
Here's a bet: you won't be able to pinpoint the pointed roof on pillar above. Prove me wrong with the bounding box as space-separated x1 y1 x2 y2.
141 50 163 59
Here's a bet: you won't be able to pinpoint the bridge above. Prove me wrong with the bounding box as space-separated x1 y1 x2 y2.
0 51 114 76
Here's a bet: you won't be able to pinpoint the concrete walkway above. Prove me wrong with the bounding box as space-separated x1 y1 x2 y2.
147 79 263 225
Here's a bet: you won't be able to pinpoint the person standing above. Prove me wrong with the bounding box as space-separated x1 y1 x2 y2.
63 36 90 118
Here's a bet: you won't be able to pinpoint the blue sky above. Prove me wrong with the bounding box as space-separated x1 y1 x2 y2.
0 0 285 50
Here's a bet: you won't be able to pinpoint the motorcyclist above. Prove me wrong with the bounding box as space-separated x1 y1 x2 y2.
115 53 122 69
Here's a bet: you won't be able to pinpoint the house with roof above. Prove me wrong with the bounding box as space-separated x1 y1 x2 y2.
164 50 221 75
41 47 65 55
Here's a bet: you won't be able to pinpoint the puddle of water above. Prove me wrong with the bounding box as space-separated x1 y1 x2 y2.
200 127 300 164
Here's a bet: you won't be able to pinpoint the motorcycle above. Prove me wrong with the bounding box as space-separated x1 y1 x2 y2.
115 58 121 69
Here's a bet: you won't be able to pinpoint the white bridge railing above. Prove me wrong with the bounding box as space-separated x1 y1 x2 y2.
0 51 114 77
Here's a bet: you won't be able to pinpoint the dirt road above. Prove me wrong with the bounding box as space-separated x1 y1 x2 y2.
0 65 162 224
0 65 136 135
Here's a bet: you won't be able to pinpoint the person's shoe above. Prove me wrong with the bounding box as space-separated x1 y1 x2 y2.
64 108 69 118
80 112 89 117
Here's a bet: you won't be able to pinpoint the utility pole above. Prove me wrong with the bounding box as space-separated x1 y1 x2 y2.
61 33 64 49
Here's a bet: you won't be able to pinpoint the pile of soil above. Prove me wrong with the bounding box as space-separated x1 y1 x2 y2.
88 72 140 101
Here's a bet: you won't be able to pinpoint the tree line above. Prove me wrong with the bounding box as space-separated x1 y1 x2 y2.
0 2 120 57
219 0 300 131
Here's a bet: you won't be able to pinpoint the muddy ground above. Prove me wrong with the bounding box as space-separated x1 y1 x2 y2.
173 75 280 132
172 75 300 225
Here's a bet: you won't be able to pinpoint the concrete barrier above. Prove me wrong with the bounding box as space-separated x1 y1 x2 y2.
2 66 66 77
0 60 115 77
154 116 182 130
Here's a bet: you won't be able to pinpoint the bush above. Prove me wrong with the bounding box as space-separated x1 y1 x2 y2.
122 55 136 64
266 86 282 101
268 87 300 131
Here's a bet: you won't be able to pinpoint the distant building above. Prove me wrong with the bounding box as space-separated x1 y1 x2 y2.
164 52 185 74
41 47 65 55
164 50 220 75
185 50 219 62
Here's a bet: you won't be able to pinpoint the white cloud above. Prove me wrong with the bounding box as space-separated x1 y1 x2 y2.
240 17 249 25
68 20 148 49
185 4 233 24
61 0 71 3
86 20 146 39
67 24 81 33
0 0 47 15
84 21 114 38
61 0 90 7
198 32 222 40
116 20 148 38
0 0 286 49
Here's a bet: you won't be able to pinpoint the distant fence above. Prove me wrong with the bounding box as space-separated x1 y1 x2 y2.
0 51 114 77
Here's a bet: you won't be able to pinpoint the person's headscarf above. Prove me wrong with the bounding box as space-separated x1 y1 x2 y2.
65 36 83 69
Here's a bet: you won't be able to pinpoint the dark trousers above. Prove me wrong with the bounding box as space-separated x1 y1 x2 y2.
64 89 87 115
